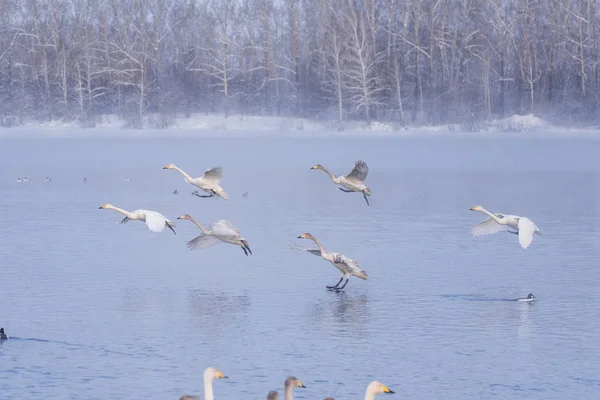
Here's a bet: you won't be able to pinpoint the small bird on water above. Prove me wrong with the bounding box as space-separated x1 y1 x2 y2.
0 327 8 340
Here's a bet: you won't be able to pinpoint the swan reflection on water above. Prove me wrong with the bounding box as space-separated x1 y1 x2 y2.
309 292 371 334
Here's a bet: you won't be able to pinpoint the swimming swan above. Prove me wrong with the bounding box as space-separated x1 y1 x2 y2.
179 367 228 400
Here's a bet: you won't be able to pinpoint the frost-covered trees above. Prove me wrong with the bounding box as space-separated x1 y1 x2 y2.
1 0 600 127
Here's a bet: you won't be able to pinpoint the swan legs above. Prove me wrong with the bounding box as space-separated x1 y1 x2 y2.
239 242 252 256
192 191 213 198
192 189 219 198
326 277 344 290
338 278 349 290
339 188 370 206
508 230 518 235
165 222 176 235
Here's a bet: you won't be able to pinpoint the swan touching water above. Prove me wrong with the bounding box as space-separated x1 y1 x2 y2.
163 164 228 200
363 381 395 400
311 160 372 205
177 214 252 256
470 205 542 249
517 293 535 302
179 367 228 400
294 233 368 290
98 204 176 234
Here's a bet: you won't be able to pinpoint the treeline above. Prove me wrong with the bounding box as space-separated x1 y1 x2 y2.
0 0 599 128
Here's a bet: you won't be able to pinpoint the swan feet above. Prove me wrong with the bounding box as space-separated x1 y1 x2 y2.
192 190 213 198
339 188 353 193
326 277 344 290
327 277 349 291
363 192 370 206
507 230 518 235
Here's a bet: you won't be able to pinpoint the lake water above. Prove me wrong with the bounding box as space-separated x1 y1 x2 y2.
1 134 599 400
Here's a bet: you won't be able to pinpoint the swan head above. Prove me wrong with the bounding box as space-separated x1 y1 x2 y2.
470 205 483 211
366 381 395 396
297 233 315 240
310 164 324 170
285 377 306 389
204 367 228 381
177 214 192 220
98 203 113 210
267 391 279 400
163 164 176 169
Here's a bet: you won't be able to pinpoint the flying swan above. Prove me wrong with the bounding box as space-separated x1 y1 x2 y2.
163 164 228 200
98 204 176 234
177 214 252 255
293 233 367 290
311 160 372 205
470 205 542 249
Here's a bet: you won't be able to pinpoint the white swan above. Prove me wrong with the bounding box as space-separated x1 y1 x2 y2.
364 381 394 400
177 214 251 255
99 204 176 234
517 293 535 302
294 233 368 290
311 160 371 205
163 164 228 200
179 367 228 400
470 205 542 249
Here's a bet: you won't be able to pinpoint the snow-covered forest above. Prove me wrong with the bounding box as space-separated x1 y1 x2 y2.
1 0 599 128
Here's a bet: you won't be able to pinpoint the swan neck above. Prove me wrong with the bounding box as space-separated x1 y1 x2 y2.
204 377 214 400
284 385 294 400
188 216 208 233
309 237 327 256
480 207 502 223
173 166 194 182
320 166 337 182
108 205 134 219
364 388 375 400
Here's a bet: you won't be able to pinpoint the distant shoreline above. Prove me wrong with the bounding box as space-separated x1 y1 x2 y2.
1 113 600 138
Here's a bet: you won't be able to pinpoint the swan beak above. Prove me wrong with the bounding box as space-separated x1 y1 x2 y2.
297 381 306 388
469 207 476 211
162 165 170 169
217 371 228 379
382 385 394 394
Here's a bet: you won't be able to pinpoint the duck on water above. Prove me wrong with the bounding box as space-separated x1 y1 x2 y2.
0 328 8 340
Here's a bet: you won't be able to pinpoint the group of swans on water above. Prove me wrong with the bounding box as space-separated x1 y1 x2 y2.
179 367 393 400
95 161 542 291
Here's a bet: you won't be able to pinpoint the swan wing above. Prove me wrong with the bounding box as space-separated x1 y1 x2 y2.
142 210 167 232
210 220 241 238
333 253 361 272
345 160 369 182
517 217 537 249
203 167 223 183
187 234 223 250
471 214 508 236
289 242 321 256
